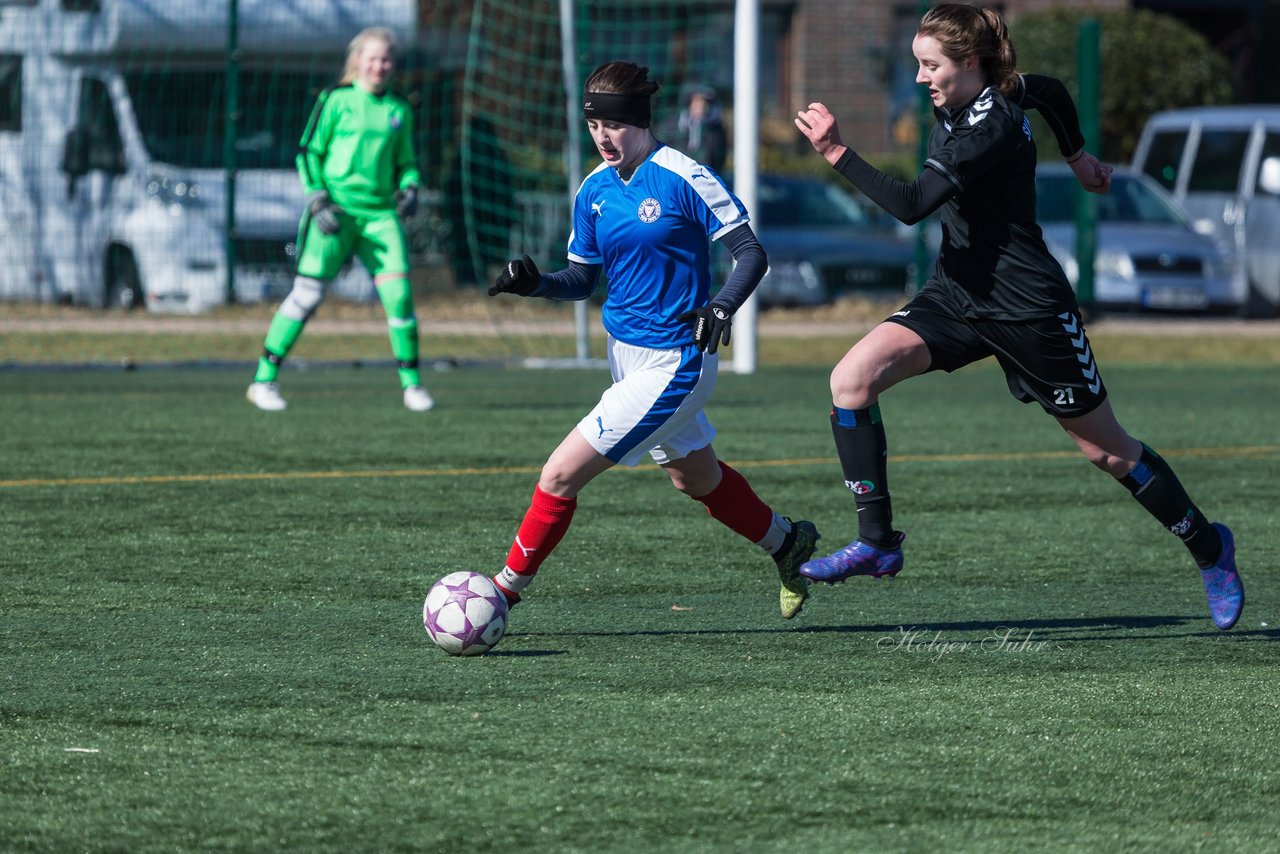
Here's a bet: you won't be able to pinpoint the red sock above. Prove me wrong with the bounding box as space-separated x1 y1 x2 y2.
494 485 576 599
694 462 773 543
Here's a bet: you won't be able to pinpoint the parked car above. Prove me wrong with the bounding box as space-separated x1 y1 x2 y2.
748 174 916 306
1034 164 1243 313
1131 105 1280 317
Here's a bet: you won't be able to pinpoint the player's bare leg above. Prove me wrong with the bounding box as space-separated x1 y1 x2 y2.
1058 400 1242 629
802 322 928 583
493 431 613 606
668 446 820 619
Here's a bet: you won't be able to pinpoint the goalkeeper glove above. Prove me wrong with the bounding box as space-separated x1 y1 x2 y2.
677 303 733 354
488 255 541 297
307 190 343 235
395 185 419 219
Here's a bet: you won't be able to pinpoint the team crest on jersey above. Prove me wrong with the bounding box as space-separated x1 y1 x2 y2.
389 115 402 130
638 198 661 223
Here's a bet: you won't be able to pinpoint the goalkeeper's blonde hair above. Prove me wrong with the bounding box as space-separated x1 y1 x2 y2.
340 27 398 85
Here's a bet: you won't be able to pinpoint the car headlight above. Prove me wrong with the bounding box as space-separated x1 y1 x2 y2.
1094 249 1134 279
1204 245 1239 279
145 176 203 214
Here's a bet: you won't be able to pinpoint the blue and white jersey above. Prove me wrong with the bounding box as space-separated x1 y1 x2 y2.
567 145 748 349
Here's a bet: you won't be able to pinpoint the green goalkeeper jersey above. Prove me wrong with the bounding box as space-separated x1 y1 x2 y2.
297 84 422 216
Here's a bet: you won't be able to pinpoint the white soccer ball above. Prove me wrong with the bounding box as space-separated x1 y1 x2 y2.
423 571 509 656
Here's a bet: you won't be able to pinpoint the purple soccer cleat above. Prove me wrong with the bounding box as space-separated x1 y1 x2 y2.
799 532 905 584
1200 523 1243 631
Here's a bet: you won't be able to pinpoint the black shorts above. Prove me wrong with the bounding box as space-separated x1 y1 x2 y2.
886 289 1108 418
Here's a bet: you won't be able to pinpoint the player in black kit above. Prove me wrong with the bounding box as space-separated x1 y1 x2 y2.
794 3 1244 630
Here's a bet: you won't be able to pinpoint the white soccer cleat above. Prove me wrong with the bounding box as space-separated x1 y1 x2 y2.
246 381 287 411
403 384 435 412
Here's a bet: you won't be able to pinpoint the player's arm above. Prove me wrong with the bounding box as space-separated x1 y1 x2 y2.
796 101 953 225
296 90 345 233
1015 74 1085 158
393 106 422 218
677 224 767 353
296 89 334 194
1016 74 1112 193
709 224 767 312
488 257 600 300
394 107 422 190
832 150 955 226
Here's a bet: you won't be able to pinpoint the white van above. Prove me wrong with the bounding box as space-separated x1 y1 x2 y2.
1131 106 1280 317
0 0 414 313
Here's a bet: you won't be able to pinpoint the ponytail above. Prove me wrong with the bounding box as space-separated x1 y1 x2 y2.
978 8 1019 96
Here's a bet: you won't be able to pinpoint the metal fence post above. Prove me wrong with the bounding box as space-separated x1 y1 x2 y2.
224 0 240 305
1075 17 1100 314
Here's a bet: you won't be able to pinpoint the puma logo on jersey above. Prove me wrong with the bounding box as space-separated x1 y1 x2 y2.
591 201 606 217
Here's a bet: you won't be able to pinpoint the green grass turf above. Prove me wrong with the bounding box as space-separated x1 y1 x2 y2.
2 360 1277 851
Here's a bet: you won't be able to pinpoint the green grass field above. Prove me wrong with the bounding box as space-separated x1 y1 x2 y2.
2 341 1277 851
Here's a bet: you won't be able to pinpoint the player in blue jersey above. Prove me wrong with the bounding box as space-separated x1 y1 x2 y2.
486 60 819 619
794 3 1243 630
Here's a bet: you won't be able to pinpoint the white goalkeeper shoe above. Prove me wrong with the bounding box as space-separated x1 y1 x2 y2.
403 385 435 412
246 382 287 411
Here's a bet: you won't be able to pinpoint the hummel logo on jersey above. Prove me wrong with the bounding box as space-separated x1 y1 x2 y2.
1059 311 1102 394
1022 115 1033 141
968 96 993 126
591 201 606 218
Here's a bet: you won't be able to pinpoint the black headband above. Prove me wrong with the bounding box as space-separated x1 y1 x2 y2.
582 92 651 128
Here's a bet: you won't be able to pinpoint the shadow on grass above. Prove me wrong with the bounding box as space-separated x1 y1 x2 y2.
510 615 1280 642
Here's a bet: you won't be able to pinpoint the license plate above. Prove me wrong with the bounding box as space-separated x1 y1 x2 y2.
1143 287 1208 309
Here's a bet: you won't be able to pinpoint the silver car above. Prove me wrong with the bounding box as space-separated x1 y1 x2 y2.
1131 106 1280 317
1035 165 1243 313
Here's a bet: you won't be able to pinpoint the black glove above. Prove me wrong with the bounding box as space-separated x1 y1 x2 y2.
395 185 419 219
307 190 343 235
677 303 733 354
488 254 541 297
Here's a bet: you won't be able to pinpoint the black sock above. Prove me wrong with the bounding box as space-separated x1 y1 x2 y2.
831 405 895 548
1118 443 1221 568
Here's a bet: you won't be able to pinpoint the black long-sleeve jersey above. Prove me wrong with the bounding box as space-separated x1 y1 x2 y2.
834 75 1083 320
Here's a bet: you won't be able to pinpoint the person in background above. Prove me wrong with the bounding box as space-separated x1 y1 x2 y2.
247 26 432 412
793 3 1243 630
486 60 819 620
669 83 728 174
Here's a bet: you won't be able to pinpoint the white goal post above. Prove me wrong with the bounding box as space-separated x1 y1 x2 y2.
558 0 761 373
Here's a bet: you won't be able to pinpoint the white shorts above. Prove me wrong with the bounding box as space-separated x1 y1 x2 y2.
576 337 718 467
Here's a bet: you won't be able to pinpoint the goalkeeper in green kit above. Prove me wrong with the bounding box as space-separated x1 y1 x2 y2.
247 27 433 412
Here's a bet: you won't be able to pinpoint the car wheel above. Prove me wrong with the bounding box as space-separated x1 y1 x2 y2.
105 249 144 311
